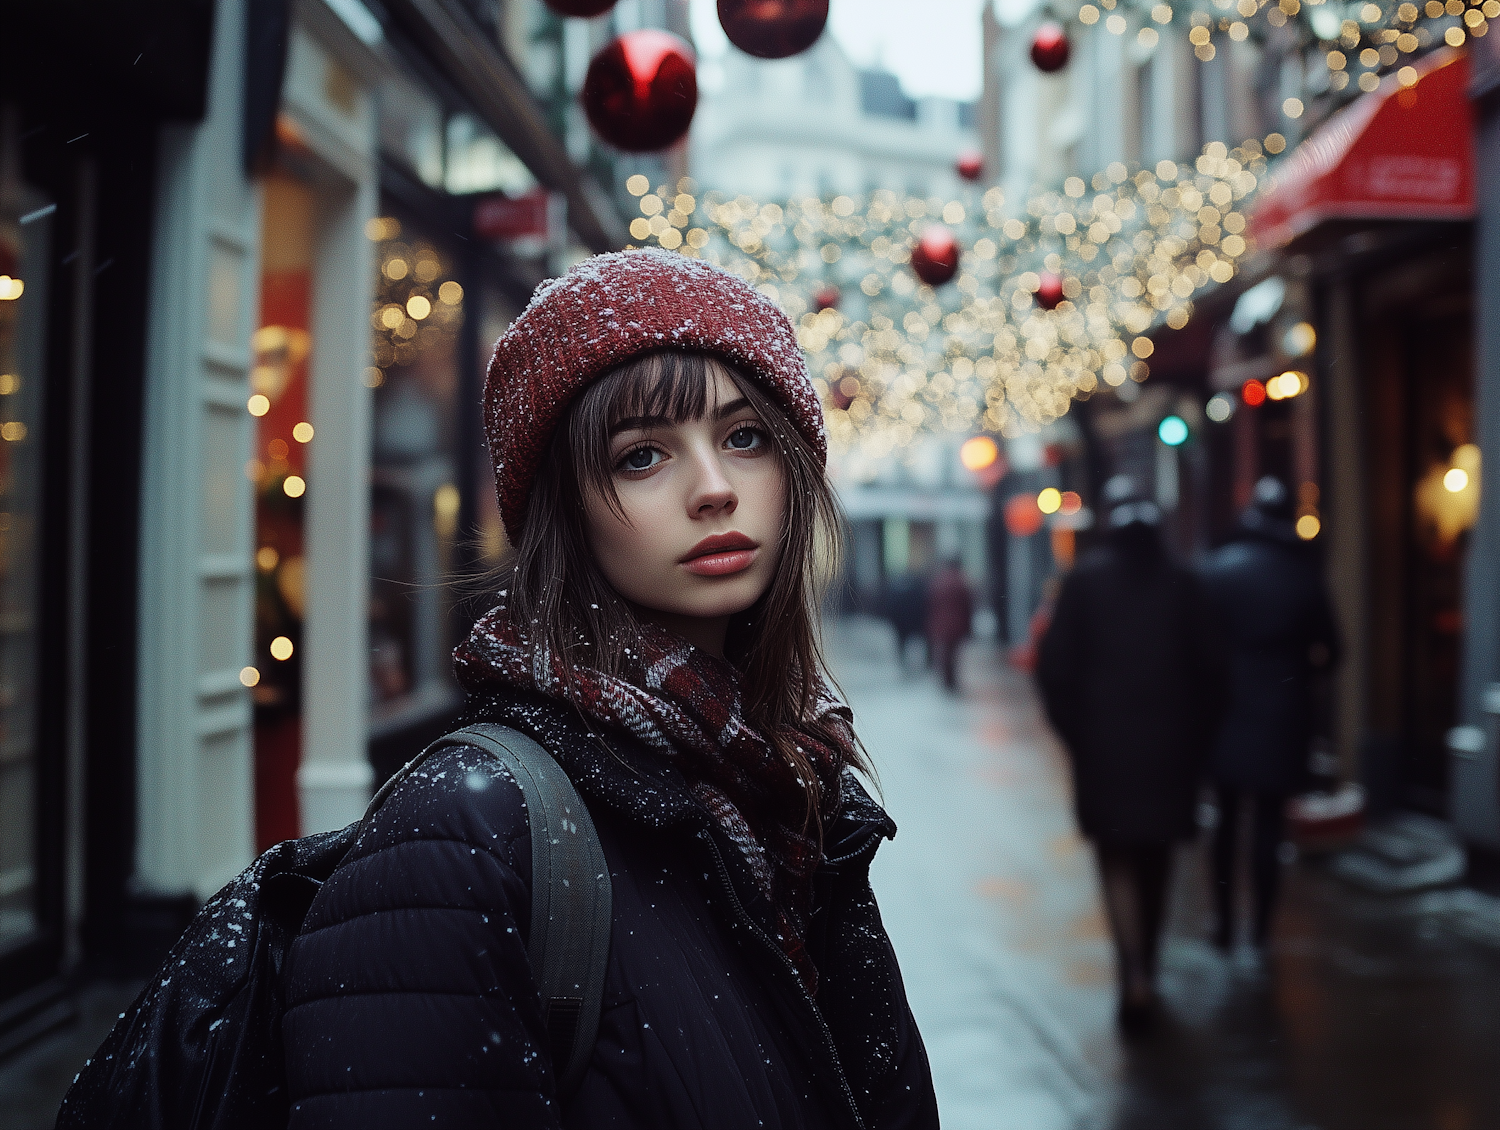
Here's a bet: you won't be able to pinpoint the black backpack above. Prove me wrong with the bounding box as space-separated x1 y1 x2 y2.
56 724 613 1129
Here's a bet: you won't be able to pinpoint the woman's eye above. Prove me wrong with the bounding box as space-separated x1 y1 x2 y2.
619 445 662 472
727 426 763 451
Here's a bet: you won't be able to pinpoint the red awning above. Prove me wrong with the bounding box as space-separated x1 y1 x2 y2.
1249 48 1474 249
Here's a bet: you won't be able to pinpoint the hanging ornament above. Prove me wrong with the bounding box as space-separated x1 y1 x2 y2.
583 30 698 152
544 0 616 15
814 285 841 311
909 226 961 288
718 0 829 60
1030 22 1070 73
955 150 984 182
1036 272 1065 310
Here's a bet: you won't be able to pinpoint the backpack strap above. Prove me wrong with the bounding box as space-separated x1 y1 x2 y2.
362 722 612 1098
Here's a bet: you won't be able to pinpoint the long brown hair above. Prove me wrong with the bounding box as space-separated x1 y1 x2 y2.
504 349 870 808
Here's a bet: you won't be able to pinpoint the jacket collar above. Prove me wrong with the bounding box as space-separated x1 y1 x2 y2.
462 687 896 854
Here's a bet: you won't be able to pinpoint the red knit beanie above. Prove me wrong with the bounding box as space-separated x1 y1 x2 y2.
484 248 827 541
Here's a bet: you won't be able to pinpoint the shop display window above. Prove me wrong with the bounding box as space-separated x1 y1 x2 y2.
376 67 445 190
445 113 537 196
0 177 49 948
250 174 316 849
367 214 466 728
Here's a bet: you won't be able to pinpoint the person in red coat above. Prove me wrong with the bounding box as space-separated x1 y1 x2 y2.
926 559 974 692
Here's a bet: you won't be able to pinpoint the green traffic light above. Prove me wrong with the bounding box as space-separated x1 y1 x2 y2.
1158 415 1189 446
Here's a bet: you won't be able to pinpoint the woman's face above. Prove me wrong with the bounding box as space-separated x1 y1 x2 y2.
583 367 785 656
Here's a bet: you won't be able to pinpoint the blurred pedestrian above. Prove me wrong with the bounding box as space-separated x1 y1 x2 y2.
1036 475 1226 1031
1201 476 1340 953
883 570 929 670
926 558 974 691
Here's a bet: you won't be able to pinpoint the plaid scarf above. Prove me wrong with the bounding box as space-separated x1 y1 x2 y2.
453 604 854 994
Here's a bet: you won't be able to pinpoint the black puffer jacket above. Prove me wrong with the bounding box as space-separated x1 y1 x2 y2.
282 690 937 1129
1036 524 1227 843
1201 527 1340 794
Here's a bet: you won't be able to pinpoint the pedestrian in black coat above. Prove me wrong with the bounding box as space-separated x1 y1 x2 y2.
1036 476 1226 1027
282 253 937 1129
1200 476 1340 950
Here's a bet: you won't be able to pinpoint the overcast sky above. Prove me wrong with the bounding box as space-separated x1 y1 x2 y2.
689 0 1040 103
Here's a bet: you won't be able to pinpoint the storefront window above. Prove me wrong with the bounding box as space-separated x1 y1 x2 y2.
0 177 49 948
250 173 316 849
367 215 465 724
377 68 444 190
444 113 537 196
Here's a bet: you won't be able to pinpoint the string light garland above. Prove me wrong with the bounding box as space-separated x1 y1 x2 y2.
613 1 1480 453
626 135 1265 452
1067 0 1482 98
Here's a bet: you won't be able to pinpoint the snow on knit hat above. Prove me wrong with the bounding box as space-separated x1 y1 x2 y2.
484 248 827 541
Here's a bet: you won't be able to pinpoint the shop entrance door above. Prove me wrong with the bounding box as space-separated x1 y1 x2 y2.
1362 240 1475 815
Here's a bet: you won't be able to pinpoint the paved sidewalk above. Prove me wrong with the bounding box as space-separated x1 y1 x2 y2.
828 615 1500 1130
828 616 1119 1130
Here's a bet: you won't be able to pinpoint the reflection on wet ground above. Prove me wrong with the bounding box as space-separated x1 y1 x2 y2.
829 616 1500 1130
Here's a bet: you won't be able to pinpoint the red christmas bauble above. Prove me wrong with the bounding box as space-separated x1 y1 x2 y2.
956 150 984 181
582 31 698 153
718 0 829 59
1036 272 1065 310
544 0 616 15
1031 22 1070 72
814 285 841 312
910 226 961 287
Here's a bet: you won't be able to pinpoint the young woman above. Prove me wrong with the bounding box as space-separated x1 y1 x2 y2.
281 250 938 1128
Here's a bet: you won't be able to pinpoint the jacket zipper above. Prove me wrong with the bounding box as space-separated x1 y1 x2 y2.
700 829 868 1130
825 829 884 870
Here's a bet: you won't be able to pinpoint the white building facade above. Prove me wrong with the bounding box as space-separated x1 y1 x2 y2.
691 34 978 201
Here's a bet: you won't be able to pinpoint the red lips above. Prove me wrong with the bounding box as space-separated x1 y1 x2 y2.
681 531 758 562
680 532 760 577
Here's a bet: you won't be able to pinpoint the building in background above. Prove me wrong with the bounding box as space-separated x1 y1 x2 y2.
982 2 1499 848
0 0 628 1052
692 33 977 203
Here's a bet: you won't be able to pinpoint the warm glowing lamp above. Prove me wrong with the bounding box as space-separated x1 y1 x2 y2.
960 435 999 472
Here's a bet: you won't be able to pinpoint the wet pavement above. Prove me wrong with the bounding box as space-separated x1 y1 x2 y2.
5 619 1500 1129
828 615 1500 1130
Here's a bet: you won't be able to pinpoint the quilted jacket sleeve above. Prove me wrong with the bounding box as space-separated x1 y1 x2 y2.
282 746 561 1129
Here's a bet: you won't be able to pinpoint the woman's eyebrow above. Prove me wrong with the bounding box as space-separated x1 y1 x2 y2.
714 397 752 420
609 414 671 436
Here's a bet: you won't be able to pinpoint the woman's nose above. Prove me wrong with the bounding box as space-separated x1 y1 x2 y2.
689 451 737 516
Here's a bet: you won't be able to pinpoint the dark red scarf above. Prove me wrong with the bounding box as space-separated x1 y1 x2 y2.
453 604 854 994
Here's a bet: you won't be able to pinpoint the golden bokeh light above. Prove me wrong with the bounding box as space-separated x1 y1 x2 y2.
248 394 270 417
283 475 307 499
239 666 261 688
960 436 999 471
293 421 314 443
1296 514 1322 540
270 636 295 661
1037 487 1063 515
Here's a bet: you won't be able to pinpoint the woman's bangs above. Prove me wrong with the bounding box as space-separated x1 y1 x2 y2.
602 350 716 431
